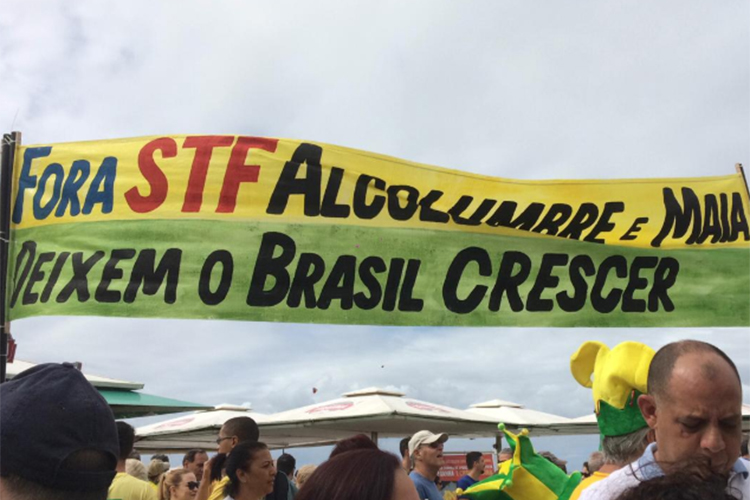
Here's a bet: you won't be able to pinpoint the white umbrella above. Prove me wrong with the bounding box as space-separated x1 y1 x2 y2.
261 387 501 445
466 399 579 436
135 404 333 452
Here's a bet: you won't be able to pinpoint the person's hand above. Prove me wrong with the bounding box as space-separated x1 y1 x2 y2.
203 454 218 481
195 454 219 500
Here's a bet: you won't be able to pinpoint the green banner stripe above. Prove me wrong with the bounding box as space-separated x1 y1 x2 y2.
8 220 749 326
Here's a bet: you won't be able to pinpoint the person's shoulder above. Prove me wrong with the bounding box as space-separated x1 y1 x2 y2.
570 472 610 500
208 476 231 500
730 458 750 493
142 481 158 500
110 472 147 487
408 472 429 492
108 473 157 499
578 467 638 500
456 475 472 488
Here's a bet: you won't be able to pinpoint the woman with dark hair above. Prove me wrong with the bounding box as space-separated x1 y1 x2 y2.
221 441 276 500
329 434 379 458
296 447 419 500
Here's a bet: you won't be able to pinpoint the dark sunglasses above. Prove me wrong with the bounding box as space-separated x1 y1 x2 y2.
186 481 199 490
428 442 442 449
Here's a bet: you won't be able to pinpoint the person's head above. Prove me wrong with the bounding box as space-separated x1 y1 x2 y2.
408 431 448 477
601 426 652 466
399 437 411 470
466 452 485 475
152 454 170 465
637 340 743 475
539 451 567 473
181 450 208 479
330 435 378 458
128 450 142 461
613 470 735 500
148 459 170 485
295 447 419 500
126 459 148 482
223 441 275 499
277 453 296 478
399 437 410 459
0 363 118 500
498 448 513 463
159 469 198 500
586 451 605 474
581 461 590 478
116 422 136 463
295 464 317 489
217 417 260 454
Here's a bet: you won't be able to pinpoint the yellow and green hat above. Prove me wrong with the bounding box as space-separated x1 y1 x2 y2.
457 425 581 500
570 341 654 437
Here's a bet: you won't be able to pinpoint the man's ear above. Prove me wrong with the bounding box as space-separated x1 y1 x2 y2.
638 394 658 429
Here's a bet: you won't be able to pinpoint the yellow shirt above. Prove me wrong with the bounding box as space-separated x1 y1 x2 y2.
570 471 610 500
208 476 231 500
108 472 159 500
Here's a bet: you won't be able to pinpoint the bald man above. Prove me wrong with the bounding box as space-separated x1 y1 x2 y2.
581 340 748 499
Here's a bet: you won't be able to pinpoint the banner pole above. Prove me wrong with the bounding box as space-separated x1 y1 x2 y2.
737 164 750 201
0 131 20 383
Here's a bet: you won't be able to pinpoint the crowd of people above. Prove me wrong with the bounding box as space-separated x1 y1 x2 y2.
0 339 748 499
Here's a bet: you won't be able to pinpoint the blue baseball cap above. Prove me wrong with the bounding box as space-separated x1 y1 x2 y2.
0 363 119 490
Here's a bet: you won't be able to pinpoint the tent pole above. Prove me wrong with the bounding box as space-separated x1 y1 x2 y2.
371 431 378 445
0 131 20 384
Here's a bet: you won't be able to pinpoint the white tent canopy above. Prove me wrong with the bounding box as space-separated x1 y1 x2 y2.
465 399 579 436
137 387 504 452
135 404 333 452
260 387 502 444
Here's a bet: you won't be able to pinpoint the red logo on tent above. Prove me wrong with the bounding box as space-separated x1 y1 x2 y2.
155 417 195 429
406 401 450 413
306 402 354 413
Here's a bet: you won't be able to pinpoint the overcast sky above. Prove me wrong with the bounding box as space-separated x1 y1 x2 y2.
2 0 749 470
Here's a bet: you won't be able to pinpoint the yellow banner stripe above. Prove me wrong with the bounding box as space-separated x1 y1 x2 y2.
12 135 750 250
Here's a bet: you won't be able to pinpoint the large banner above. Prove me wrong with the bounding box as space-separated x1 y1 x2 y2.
7 135 750 326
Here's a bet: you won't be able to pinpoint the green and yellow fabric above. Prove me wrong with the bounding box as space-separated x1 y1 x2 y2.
570 341 655 437
457 425 581 500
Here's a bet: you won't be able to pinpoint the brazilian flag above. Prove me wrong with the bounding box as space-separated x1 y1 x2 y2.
457 426 581 500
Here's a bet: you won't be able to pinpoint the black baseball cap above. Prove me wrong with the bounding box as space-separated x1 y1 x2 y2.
0 363 119 490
